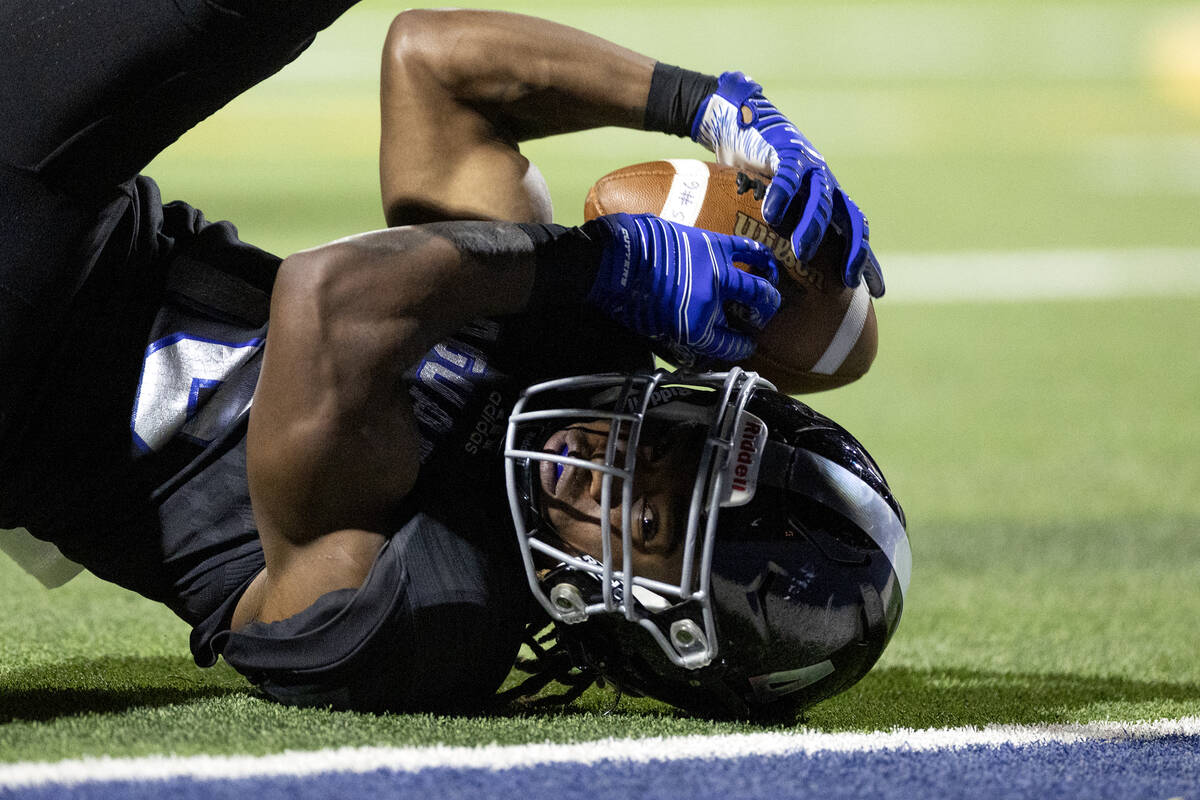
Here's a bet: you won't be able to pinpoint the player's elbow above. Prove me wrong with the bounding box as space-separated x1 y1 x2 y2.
270 247 340 344
266 248 355 426
383 9 505 99
382 9 453 88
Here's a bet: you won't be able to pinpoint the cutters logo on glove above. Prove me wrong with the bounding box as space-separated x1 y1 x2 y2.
617 226 632 287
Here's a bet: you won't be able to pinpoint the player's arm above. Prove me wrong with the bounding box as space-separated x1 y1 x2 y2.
241 218 778 626
240 12 790 626
379 8 653 227
239 222 537 626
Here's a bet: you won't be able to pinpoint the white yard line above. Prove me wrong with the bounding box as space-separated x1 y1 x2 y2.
880 248 1200 302
1 717 1197 789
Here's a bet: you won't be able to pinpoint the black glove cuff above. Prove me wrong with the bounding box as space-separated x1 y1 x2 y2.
643 62 719 138
517 221 606 310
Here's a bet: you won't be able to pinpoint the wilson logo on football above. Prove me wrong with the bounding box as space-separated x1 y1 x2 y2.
721 412 768 507
732 212 825 291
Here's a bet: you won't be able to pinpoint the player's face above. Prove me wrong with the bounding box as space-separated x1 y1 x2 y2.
537 419 704 585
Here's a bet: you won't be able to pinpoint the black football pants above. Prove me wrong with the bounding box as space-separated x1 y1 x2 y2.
0 0 358 447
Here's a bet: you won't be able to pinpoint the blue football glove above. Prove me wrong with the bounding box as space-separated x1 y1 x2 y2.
587 213 781 365
692 71 885 298
831 186 885 297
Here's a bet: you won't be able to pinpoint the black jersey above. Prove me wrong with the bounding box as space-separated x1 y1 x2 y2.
0 175 276 623
185 260 652 710
199 299 650 711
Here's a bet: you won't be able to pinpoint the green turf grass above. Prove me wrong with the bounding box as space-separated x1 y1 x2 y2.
3 298 1196 762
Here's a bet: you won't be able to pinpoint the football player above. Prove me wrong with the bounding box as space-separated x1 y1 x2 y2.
0 1 904 719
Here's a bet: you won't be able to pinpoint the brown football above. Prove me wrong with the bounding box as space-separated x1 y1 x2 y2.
584 159 876 394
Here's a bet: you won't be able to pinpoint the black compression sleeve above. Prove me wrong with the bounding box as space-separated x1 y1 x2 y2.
643 62 719 139
516 222 605 310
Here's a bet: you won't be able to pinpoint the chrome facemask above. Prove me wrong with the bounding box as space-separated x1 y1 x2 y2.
503 368 775 669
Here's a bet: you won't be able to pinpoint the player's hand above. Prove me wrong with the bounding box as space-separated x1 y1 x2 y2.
691 72 829 261
831 186 885 297
587 213 781 365
692 71 885 298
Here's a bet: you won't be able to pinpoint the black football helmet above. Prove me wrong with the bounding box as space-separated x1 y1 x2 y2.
503 367 909 720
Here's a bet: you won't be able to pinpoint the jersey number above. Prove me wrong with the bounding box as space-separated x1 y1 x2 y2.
130 333 263 453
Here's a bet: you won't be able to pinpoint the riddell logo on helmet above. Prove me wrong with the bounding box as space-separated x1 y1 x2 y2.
731 421 762 492
722 412 767 507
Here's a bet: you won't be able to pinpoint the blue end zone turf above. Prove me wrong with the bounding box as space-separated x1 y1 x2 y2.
6 736 1199 800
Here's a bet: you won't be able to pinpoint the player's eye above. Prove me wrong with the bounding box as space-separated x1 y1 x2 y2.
641 501 658 544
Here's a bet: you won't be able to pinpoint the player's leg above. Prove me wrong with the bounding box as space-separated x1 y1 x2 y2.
0 0 359 460
0 0 358 192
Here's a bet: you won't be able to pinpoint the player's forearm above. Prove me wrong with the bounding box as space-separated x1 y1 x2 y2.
274 221 602 364
378 10 721 226
283 225 533 362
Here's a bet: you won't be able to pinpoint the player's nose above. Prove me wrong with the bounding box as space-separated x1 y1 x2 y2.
587 466 610 505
